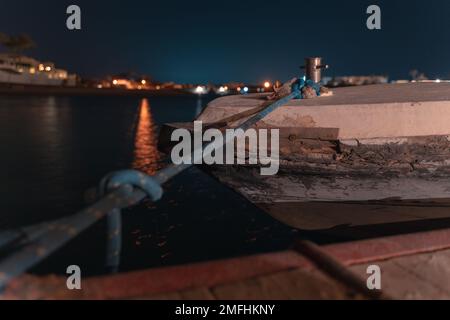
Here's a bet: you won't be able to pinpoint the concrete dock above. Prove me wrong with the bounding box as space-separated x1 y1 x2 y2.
198 83 450 140
195 82 450 230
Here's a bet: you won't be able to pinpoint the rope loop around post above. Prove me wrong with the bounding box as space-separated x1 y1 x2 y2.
291 78 321 99
99 169 164 202
98 169 164 273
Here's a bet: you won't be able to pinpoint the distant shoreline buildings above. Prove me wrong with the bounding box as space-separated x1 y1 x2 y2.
1 52 446 97
323 75 389 87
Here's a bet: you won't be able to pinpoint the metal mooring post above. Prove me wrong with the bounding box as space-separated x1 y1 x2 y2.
302 57 329 83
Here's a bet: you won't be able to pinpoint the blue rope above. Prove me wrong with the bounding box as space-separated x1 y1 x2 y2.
99 170 164 272
100 170 164 202
292 78 322 99
0 87 302 291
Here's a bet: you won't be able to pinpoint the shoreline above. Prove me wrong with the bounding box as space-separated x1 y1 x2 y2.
0 84 205 97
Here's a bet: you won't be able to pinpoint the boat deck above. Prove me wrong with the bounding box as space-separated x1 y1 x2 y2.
4 227 450 300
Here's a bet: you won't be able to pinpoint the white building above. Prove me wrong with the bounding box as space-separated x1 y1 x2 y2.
0 54 77 86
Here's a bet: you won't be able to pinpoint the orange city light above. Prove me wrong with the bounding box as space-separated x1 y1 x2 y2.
264 81 271 89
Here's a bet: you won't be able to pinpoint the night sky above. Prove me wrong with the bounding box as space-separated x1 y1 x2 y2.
1 0 450 83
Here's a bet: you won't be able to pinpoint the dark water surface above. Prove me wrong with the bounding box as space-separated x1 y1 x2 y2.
0 94 296 276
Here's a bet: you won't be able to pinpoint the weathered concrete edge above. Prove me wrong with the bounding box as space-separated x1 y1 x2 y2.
199 100 450 140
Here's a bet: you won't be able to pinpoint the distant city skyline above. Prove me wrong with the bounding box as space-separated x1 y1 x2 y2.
1 0 450 83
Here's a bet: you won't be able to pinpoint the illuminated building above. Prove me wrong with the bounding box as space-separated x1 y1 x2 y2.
0 54 77 86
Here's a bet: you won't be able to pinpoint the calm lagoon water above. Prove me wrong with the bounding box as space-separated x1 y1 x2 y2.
0 94 296 276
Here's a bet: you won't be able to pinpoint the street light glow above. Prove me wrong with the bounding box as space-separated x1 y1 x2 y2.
195 86 205 94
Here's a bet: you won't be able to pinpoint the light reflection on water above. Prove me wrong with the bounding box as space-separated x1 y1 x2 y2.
132 99 162 175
